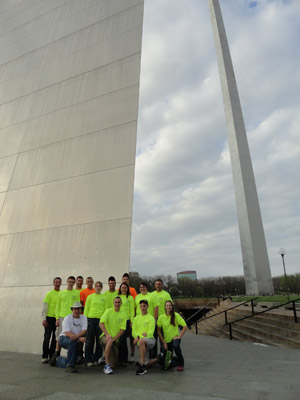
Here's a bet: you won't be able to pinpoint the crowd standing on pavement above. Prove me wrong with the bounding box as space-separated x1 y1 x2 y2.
42 273 187 375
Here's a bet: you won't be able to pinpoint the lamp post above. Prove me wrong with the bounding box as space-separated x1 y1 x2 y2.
279 248 289 300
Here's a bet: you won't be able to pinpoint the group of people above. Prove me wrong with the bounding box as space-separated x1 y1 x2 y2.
42 273 187 375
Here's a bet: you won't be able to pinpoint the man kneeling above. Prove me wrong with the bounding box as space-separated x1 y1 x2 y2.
57 302 87 373
100 296 126 374
132 300 156 375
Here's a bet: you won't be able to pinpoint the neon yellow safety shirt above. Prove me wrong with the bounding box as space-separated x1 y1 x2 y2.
157 312 186 343
100 308 126 338
151 290 172 316
135 292 159 317
132 313 155 340
55 289 80 319
43 289 60 318
103 290 118 309
84 293 106 319
119 294 135 322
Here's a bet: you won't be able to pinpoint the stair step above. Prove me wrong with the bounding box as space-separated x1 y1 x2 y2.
231 328 277 347
231 324 300 349
236 318 300 338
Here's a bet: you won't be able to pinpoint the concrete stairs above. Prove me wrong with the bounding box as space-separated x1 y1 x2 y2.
193 300 300 349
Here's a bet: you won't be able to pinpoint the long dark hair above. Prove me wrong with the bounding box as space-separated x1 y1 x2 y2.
119 282 130 298
165 300 175 326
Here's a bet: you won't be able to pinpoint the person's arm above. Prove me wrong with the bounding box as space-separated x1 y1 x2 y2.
112 329 124 342
42 303 48 327
157 326 168 350
174 325 187 340
64 329 87 342
173 313 187 340
129 296 134 325
154 306 158 321
55 294 61 326
84 296 90 317
100 322 112 341
80 290 85 306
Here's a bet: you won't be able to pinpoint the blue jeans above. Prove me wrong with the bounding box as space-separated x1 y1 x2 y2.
58 336 79 367
167 338 184 367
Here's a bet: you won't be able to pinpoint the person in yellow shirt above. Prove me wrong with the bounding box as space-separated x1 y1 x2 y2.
103 276 118 309
120 274 137 362
41 277 61 363
121 273 137 298
100 296 126 374
118 282 135 365
49 276 80 366
75 276 84 291
135 282 159 319
132 300 156 375
157 300 187 371
80 277 95 306
84 281 105 367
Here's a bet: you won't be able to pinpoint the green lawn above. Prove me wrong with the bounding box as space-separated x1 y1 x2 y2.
232 295 300 303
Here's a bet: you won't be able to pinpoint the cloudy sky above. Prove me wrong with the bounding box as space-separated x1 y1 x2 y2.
130 0 300 280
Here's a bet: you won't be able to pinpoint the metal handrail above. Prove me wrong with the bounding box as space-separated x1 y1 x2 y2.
186 297 219 324
198 297 258 325
227 298 300 340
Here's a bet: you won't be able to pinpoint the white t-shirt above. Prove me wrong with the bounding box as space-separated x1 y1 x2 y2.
60 314 87 336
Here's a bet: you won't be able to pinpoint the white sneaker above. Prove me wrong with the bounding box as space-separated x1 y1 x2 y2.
41 358 48 364
87 362 93 367
98 356 105 365
128 354 135 363
103 363 113 375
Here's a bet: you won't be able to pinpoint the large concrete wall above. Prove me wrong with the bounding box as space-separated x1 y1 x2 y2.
0 0 144 353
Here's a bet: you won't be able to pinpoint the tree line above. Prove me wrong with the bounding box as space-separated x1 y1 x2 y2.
129 272 300 298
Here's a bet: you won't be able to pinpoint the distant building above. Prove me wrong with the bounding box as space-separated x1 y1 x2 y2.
177 270 197 281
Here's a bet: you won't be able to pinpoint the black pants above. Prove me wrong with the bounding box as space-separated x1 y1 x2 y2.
42 316 56 358
119 320 131 363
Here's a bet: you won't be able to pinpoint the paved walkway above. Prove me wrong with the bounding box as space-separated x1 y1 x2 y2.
1 332 300 400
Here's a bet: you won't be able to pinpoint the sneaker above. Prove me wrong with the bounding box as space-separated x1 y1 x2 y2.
103 363 113 375
136 364 147 375
177 365 184 371
65 366 78 373
41 358 48 364
49 352 59 367
128 354 135 363
93 362 98 367
98 356 105 365
87 362 93 367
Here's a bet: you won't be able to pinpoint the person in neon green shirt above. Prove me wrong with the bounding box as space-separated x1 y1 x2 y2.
84 281 105 367
135 282 159 320
75 275 84 292
100 296 126 374
132 299 156 375
157 300 187 371
118 282 135 365
151 278 172 355
49 276 80 366
103 276 118 309
41 277 61 363
151 279 172 317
